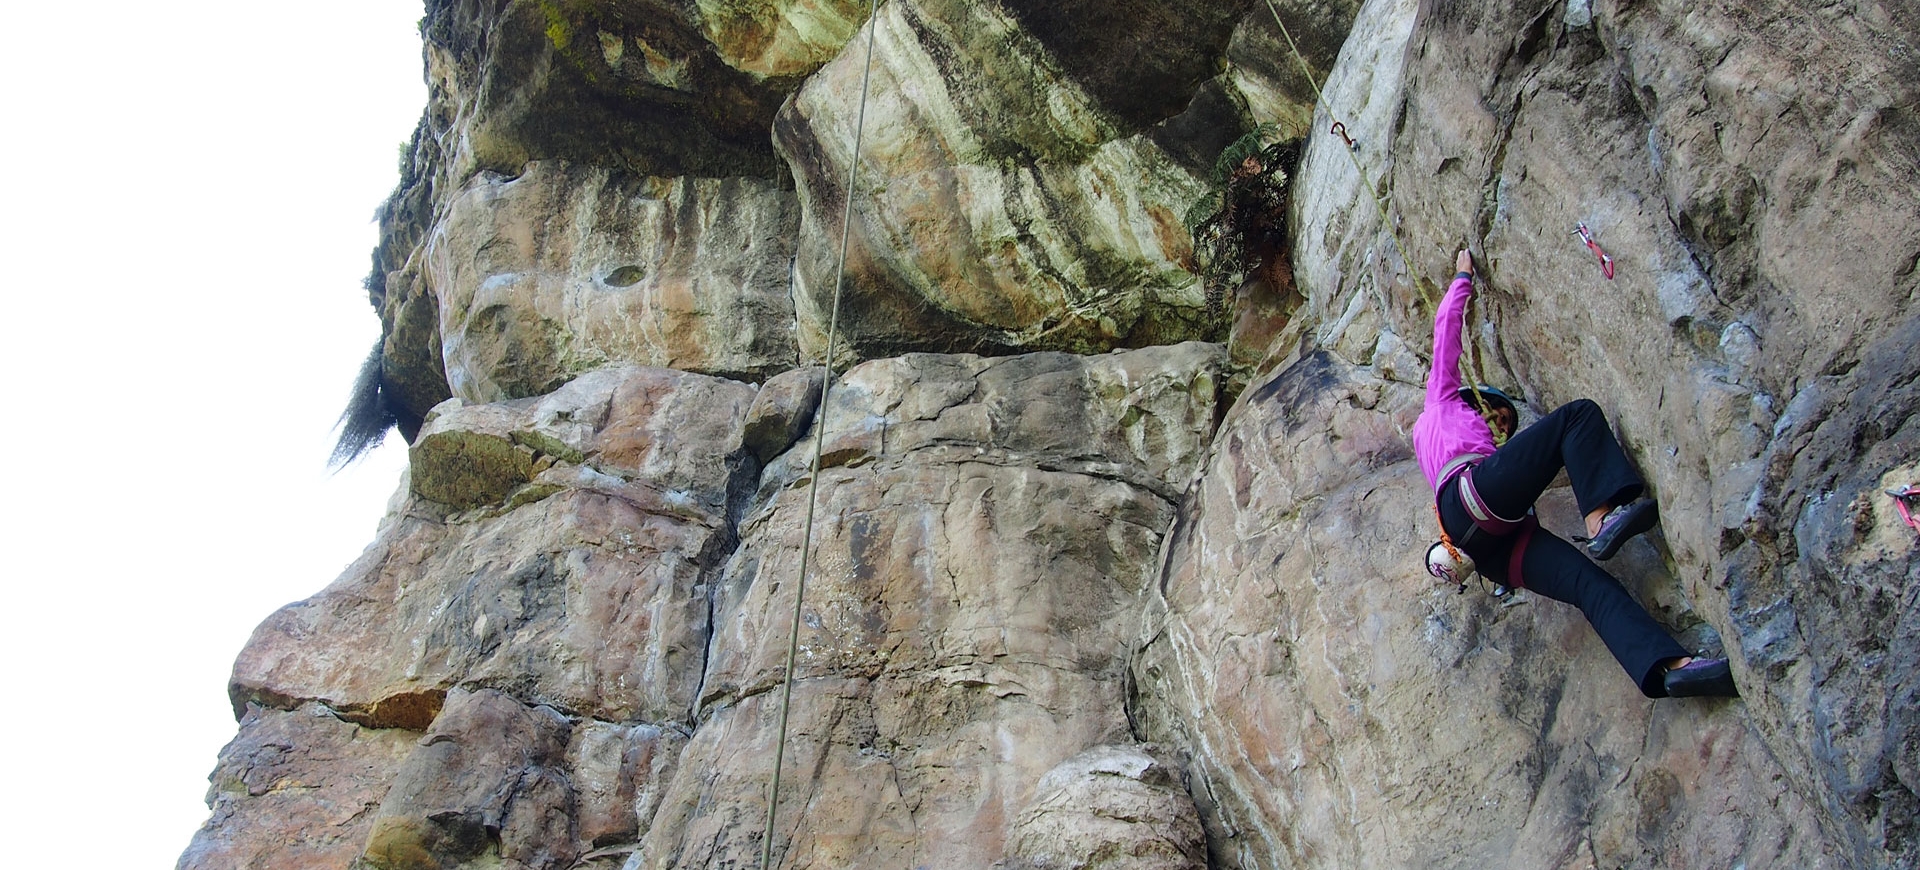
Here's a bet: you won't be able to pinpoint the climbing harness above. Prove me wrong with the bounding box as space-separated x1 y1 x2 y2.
1573 222 1615 279
1425 456 1529 596
1435 453 1487 492
1889 485 1920 536
1329 121 1358 152
760 1 880 867
1457 465 1529 536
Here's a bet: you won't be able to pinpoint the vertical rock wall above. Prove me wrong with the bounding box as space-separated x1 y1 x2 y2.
182 1 1916 868
1133 0 1918 867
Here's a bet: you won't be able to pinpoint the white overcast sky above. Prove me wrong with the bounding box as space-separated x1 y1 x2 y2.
1 3 424 864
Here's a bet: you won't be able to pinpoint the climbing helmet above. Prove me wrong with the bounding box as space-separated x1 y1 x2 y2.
1425 540 1475 585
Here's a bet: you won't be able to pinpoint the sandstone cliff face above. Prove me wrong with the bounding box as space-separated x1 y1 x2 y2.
183 1 1917 869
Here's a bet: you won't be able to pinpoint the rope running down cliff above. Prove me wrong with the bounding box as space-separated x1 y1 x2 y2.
757 11 1495 861
1262 0 1497 409
760 1 881 867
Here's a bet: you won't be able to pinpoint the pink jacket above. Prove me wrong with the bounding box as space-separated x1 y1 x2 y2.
1413 272 1497 492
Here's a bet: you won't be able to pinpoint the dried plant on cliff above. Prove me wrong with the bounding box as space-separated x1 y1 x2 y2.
330 338 397 469
1184 126 1301 319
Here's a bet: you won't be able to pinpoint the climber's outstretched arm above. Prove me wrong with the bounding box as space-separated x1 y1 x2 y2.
1425 249 1476 406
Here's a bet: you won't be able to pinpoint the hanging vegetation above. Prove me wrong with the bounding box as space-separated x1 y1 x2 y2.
1183 124 1301 319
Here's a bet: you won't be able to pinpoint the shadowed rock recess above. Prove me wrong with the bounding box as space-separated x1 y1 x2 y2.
183 1 1917 868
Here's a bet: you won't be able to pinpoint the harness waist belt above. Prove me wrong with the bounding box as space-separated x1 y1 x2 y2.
1436 453 1487 489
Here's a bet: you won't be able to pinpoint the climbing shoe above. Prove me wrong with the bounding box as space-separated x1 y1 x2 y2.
1664 657 1738 698
1585 499 1658 560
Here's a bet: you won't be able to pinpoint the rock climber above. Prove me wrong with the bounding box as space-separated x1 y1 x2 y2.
1414 248 1738 699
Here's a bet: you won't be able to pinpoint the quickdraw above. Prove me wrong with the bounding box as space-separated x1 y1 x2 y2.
1330 121 1358 152
1573 223 1615 279
1889 485 1920 535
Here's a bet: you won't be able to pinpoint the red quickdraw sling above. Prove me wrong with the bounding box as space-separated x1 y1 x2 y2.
1890 486 1920 536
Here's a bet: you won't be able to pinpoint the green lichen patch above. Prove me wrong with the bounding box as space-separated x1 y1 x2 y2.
510 429 588 465
410 430 538 509
503 480 567 511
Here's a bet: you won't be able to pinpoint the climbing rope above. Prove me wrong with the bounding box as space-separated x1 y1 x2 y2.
1461 266 1503 435
1261 0 1425 308
759 1 881 867
1430 503 1471 589
1261 0 1498 417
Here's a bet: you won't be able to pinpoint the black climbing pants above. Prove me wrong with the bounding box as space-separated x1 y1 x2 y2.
1437 399 1689 697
